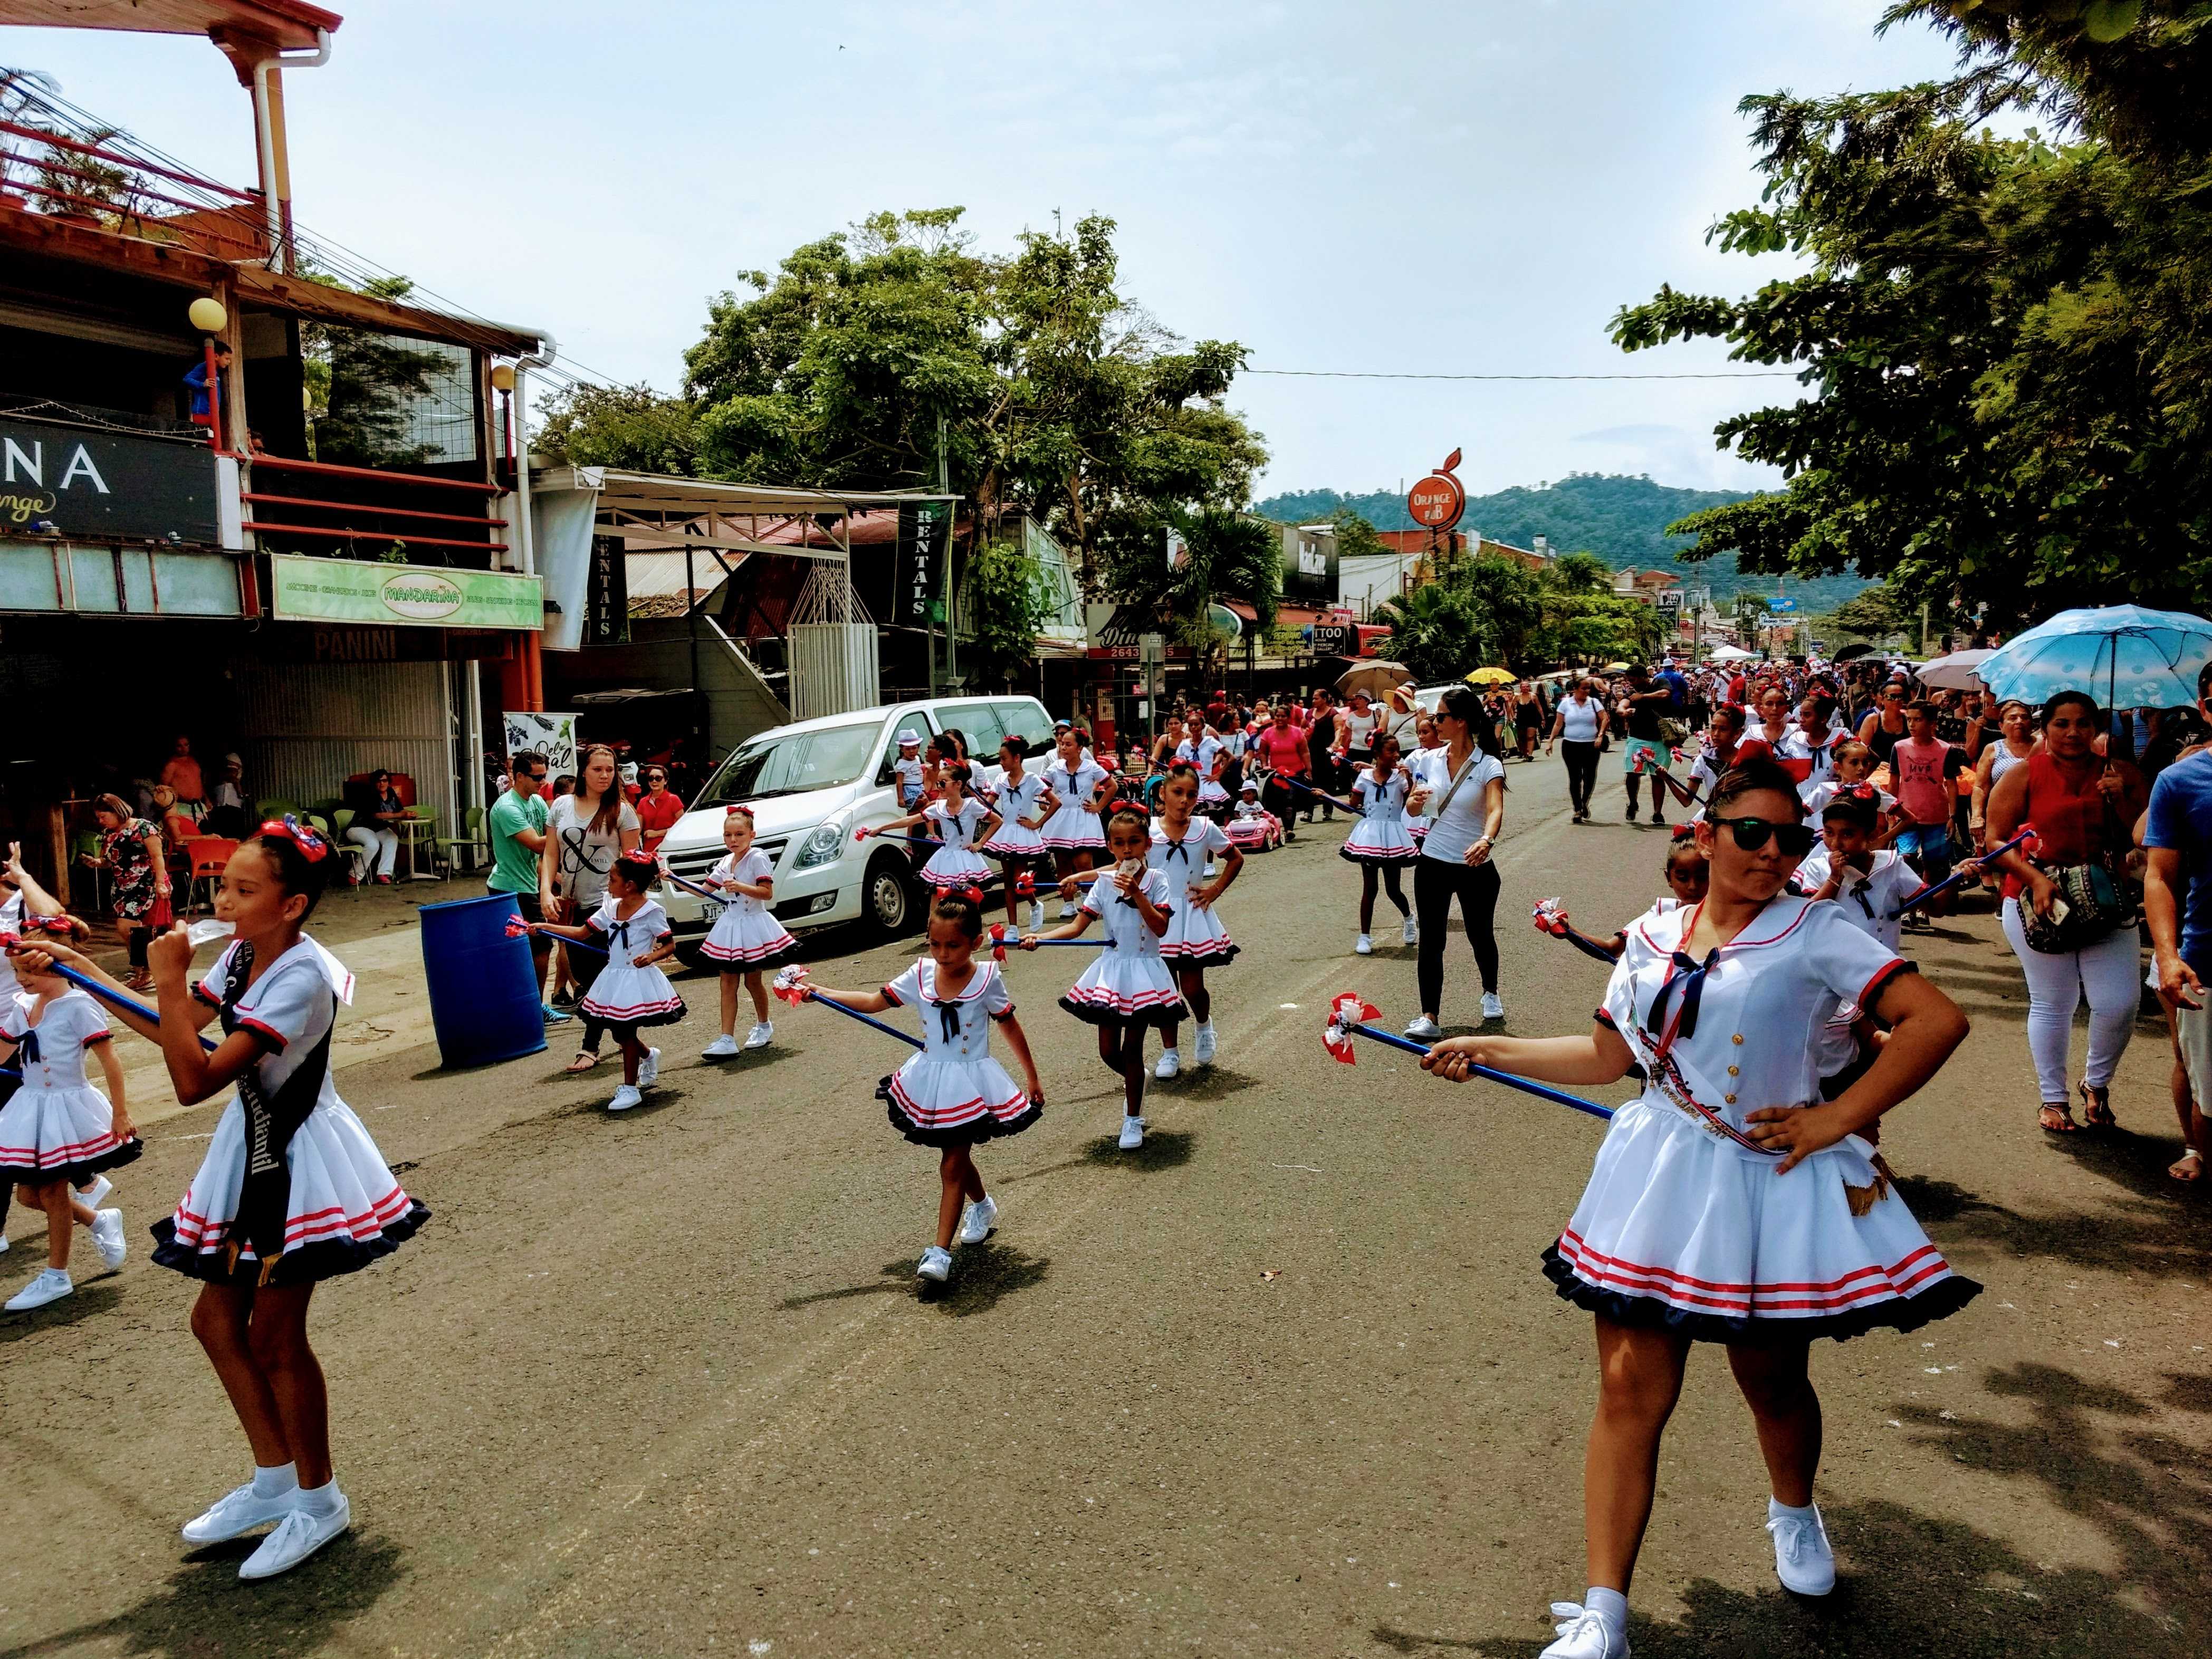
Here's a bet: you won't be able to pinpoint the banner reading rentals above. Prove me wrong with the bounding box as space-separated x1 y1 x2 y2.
270 554 544 631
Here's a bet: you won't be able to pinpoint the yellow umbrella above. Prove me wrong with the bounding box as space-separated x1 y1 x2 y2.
1464 666 1517 686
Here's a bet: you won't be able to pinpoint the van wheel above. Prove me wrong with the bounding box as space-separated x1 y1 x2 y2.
863 852 917 939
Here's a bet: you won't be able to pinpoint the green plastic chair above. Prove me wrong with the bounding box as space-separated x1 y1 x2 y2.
435 804 488 877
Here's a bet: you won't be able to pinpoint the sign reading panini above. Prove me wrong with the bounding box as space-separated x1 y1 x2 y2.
269 554 543 631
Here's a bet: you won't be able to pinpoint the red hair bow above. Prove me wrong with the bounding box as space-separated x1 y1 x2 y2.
259 813 330 862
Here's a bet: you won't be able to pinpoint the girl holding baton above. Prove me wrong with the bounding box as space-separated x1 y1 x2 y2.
1420 758 1975 1657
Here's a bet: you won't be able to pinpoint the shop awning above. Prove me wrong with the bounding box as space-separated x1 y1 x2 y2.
0 1 342 50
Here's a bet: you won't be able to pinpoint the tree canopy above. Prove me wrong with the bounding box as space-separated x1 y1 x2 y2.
1612 1 2212 630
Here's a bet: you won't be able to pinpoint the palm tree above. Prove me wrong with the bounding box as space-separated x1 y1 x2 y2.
1372 582 1486 682
1107 507 1280 680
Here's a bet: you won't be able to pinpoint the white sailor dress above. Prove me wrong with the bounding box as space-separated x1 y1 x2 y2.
1060 867 1188 1027
158 937 427 1284
1549 896 1979 1342
1039 757 1108 850
0 989 139 1182
700 847 798 969
576 897 687 1029
1806 851 1925 1082
978 770 1051 859
1402 747 1444 843
1340 769 1420 866
875 960 1039 1146
917 799 993 891
1177 736 1229 807
1148 821 1238 965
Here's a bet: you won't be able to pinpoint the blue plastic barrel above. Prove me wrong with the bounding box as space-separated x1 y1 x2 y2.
418 891 547 1069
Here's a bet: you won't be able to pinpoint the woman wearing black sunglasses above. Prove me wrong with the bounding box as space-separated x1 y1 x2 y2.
1419 757 1975 1659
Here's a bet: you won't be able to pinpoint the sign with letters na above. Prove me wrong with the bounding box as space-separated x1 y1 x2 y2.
0 414 219 544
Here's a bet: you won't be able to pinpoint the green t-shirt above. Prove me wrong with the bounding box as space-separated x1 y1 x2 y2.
488 790 549 894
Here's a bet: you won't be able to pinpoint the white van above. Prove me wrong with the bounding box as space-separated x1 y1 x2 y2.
654 695 1061 949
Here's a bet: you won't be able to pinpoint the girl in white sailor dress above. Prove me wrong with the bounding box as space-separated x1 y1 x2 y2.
1420 759 1976 1659
699 805 796 1059
34 820 427 1580
1175 715 1230 813
533 851 685 1113
979 736 1052 939
798 893 1043 1284
0 942 137 1312
868 762 1000 895
1027 806 1181 1149
1144 764 1241 1081
1342 732 1420 956
1038 728 1110 915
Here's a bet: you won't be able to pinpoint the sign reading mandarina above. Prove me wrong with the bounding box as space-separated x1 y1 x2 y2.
269 553 544 631
1406 447 1467 532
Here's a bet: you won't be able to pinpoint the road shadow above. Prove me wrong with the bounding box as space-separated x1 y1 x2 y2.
1888 1171 2211 1279
1384 1495 2199 1657
1154 1066 1260 1102
1077 1127 1197 1172
779 1243 1052 1318
0 1279 124 1346
0 1533 403 1659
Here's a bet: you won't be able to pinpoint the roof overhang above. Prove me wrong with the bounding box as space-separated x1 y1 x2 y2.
0 1 341 51
538 466 957 563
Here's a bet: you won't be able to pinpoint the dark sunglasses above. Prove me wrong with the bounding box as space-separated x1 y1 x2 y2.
1709 814 1817 857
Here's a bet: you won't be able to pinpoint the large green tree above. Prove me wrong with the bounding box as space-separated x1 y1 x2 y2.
1611 2 2212 631
681 208 1264 589
1097 506 1280 680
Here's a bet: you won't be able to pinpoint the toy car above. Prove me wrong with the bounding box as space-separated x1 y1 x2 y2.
1223 808 1285 853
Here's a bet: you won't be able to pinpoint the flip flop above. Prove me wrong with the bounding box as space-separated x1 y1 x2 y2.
2080 1083 2117 1130
566 1050 602 1075
2038 1102 2079 1134
2169 1146 2204 1183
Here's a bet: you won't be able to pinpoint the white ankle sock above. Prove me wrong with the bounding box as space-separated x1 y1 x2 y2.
1768 1497 1816 1521
252 1462 299 1499
1585 1586 1627 1627
294 1479 343 1516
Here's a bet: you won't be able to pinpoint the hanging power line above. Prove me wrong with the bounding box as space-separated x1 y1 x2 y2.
1244 368 1802 381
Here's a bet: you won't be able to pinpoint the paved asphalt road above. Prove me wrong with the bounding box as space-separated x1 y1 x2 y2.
4 753 2207 1658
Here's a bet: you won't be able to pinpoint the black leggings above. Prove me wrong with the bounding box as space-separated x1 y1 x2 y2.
1414 855 1501 1017
1359 863 1410 931
1561 740 1600 814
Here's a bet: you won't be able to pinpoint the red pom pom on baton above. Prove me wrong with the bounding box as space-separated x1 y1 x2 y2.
987 923 1008 961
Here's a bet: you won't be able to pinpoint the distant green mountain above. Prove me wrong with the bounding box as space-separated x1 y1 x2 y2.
1255 472 1871 613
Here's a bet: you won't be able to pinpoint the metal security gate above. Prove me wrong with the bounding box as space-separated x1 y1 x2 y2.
787 563 879 720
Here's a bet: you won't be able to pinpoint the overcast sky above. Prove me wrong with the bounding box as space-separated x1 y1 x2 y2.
8 1 1964 501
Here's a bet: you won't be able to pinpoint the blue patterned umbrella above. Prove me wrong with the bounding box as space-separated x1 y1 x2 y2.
1977 605 2212 712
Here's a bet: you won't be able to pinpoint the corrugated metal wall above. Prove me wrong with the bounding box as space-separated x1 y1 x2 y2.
232 660 455 830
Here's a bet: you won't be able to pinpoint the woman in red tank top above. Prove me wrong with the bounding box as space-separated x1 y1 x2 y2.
1985 691 2148 1132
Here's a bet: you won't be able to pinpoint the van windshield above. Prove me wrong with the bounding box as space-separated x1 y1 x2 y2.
700 721 881 804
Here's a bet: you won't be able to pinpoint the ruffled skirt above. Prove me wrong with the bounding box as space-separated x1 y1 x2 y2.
152 1095 428 1285
877 1056 1040 1147
701 903 798 968
1339 813 1420 865
0 1082 142 1183
1161 894 1238 966
579 961 687 1027
919 845 992 890
1039 804 1106 851
978 820 1048 858
1059 950 1188 1027
1541 1098 1980 1344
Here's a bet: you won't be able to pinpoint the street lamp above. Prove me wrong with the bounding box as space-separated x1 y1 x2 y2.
187 296 227 450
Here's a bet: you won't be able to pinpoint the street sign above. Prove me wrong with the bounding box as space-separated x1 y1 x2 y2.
1654 590 1683 612
1770 596 1797 612
1407 448 1466 532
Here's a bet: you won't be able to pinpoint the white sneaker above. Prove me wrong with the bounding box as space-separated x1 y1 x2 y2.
701 1033 741 1059
92 1208 128 1270
1154 1048 1180 1080
608 1083 643 1112
1030 901 1044 931
957 1195 998 1243
743 1021 774 1050
1193 1021 1218 1065
1118 1115 1146 1150
0 1231 9 1254
79 1174 113 1209
916 1245 953 1282
238 1492 351 1580
1003 924 1022 944
1058 902 1077 920
1481 991 1506 1021
1355 932 1373 955
1404 1014 1442 1040
181 1480 301 1545
1767 1501 1836 1595
1402 915 1419 945
636 1047 662 1086
1540 1601 1629 1658
5 1268 71 1311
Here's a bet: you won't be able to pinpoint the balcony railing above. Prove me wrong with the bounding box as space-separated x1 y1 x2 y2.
235 452 509 568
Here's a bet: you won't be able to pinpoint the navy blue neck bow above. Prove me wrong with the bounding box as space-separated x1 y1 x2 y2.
1644 947 1721 1053
932 998 963 1042
14 1025 39 1067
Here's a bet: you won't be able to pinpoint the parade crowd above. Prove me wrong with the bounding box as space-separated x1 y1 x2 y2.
5 630 2211 1659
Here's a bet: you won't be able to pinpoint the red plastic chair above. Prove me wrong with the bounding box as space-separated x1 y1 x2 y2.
183 837 240 915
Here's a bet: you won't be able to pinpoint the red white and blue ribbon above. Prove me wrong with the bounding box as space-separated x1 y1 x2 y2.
1531 898 1620 965
771 964 924 1051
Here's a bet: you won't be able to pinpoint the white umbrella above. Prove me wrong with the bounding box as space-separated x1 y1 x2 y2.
1705 645 1759 663
1914 648 1994 692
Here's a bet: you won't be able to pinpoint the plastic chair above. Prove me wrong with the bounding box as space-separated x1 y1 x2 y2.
329 807 370 893
435 804 488 878
182 837 239 914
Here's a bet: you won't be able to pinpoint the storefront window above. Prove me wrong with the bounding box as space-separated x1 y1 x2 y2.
304 321 477 467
